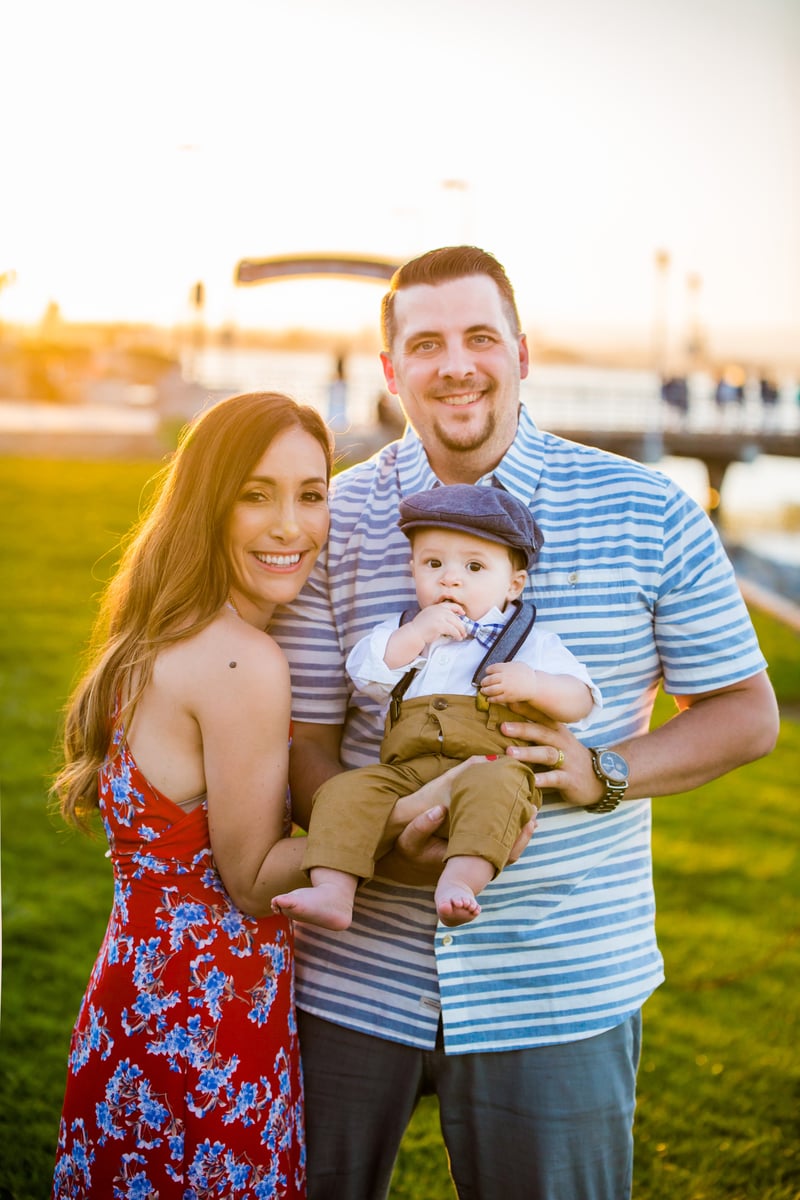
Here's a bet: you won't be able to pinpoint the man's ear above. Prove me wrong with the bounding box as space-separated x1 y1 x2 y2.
518 333 530 381
380 351 399 395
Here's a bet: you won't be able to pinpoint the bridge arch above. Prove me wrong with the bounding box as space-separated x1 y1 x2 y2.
235 253 401 286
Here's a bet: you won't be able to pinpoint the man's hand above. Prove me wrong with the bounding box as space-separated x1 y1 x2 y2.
387 804 450 885
501 671 780 807
501 714 603 807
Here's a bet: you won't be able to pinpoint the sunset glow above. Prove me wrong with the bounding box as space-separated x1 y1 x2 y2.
1 0 798 362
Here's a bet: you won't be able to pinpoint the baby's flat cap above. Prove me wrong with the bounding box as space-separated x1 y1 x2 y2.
398 483 543 570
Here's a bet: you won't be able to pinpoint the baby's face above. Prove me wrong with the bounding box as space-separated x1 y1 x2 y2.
410 528 526 620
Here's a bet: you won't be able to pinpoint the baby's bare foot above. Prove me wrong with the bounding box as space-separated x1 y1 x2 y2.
272 884 354 931
436 888 482 928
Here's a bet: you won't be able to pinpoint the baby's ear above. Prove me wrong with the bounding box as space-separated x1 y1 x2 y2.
508 569 527 600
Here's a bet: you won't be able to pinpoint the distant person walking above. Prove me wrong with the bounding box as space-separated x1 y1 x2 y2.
660 374 690 427
714 370 745 428
327 351 349 431
759 375 780 430
376 389 406 437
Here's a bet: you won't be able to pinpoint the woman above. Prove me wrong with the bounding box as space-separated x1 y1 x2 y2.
51 391 333 1199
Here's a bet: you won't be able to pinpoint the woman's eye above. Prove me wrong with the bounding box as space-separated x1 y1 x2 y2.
301 490 327 504
242 489 267 503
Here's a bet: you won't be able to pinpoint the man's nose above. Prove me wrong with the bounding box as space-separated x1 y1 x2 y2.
439 340 475 379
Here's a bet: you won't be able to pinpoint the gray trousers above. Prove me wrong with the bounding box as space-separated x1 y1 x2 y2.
298 1009 641 1200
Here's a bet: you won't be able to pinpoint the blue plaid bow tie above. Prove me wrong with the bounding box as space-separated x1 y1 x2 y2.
460 616 505 648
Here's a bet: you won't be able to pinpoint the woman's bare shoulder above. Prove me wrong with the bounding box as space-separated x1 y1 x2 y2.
154 610 289 697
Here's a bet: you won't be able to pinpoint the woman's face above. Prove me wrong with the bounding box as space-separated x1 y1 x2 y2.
226 425 330 626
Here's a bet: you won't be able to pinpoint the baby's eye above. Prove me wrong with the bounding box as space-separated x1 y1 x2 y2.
466 562 484 573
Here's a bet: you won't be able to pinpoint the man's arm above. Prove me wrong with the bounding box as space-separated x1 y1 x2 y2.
502 670 779 805
288 721 344 831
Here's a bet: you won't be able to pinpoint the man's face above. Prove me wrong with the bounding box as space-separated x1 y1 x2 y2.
380 274 529 483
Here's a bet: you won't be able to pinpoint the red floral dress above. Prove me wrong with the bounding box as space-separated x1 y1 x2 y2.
52 735 306 1199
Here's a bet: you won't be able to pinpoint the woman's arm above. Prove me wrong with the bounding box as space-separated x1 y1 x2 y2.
194 629 311 916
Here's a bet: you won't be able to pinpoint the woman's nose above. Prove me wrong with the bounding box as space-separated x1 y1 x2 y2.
271 502 300 539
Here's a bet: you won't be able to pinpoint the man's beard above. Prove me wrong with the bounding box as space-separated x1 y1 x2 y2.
432 408 497 454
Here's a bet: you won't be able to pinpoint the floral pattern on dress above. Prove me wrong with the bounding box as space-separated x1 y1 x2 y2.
52 736 305 1199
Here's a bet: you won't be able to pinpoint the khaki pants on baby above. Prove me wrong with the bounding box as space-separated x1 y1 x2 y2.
302 694 541 881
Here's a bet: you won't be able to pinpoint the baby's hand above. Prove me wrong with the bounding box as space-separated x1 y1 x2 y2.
480 661 537 704
412 603 468 645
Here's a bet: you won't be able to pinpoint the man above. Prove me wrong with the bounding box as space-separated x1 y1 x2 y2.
270 246 778 1200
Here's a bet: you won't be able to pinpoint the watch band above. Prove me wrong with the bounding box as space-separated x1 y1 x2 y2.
586 747 629 813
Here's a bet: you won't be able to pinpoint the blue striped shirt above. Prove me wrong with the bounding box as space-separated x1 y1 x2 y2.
270 407 766 1053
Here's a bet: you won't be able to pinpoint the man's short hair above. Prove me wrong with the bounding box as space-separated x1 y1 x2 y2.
381 246 522 351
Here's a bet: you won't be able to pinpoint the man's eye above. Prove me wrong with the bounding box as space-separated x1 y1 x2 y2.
413 340 438 353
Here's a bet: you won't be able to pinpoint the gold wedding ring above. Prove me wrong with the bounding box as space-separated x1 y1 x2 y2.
554 749 565 769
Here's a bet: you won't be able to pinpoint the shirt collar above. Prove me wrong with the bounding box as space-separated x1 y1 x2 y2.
470 604 511 627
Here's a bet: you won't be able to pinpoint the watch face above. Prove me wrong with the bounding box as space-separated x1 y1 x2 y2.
598 750 629 784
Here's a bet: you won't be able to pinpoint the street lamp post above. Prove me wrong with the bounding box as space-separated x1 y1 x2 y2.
652 249 670 376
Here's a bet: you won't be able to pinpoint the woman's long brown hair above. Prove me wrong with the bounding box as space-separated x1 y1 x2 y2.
52 391 333 830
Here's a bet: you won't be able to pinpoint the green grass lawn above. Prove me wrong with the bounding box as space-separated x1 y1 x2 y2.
1 456 798 1199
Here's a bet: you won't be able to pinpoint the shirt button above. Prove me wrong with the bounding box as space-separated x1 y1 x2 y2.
441 934 453 946
432 697 448 710
567 571 579 585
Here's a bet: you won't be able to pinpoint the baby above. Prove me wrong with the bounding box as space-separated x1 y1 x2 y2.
274 484 600 928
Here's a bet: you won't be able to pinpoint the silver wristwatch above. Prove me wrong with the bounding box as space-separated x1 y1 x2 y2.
586 748 630 813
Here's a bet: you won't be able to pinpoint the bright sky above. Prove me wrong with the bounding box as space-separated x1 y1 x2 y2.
2 0 798 357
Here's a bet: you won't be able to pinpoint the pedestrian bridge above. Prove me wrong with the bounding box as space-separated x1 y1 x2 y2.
546 426 800 520
235 254 401 285
335 410 800 524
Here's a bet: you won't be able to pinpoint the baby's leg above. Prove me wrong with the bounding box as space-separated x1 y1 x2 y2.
434 855 494 927
272 867 358 931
